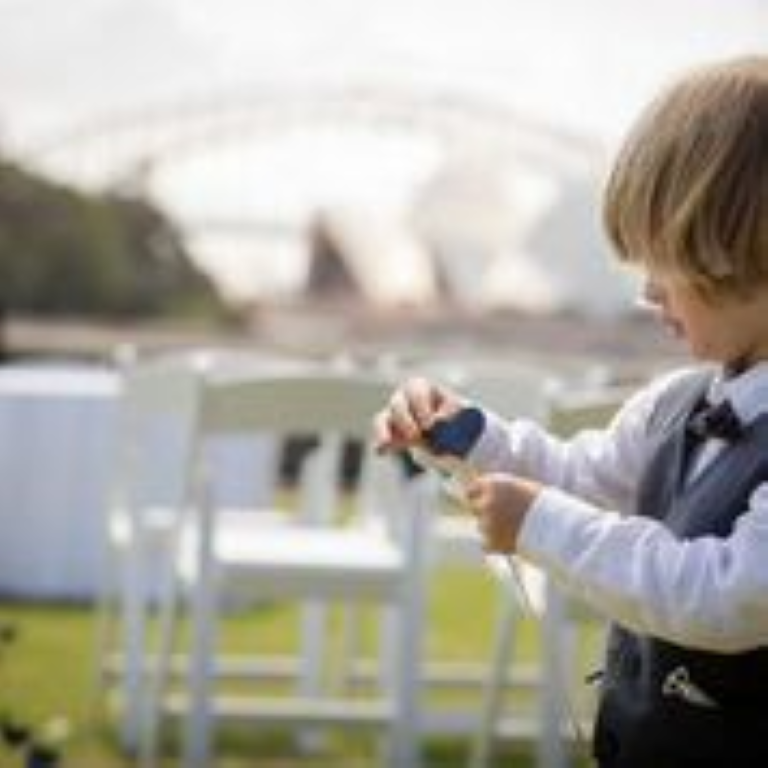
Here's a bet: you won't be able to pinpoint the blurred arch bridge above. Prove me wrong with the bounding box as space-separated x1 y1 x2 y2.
22 82 601 194
18 84 607 306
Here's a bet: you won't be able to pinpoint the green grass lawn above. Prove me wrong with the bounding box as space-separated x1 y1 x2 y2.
0 566 600 767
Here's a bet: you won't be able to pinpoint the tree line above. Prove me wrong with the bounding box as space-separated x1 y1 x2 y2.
0 157 234 323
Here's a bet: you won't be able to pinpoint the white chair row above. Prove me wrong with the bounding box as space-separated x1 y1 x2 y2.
99 351 433 768
100 348 629 767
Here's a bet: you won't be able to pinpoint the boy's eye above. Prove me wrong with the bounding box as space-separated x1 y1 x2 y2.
642 280 665 304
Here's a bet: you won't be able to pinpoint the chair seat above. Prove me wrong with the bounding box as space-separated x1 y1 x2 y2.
179 524 405 601
111 505 294 547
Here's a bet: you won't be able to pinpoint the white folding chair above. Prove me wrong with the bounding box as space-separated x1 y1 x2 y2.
95 349 293 753
142 364 430 768
471 383 627 768
399 360 560 748
95 351 202 753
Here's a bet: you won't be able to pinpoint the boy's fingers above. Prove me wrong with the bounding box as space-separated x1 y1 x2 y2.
372 411 395 453
372 409 412 453
464 477 486 507
403 377 448 429
374 378 464 454
386 390 424 439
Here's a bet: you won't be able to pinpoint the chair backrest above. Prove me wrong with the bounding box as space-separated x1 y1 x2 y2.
546 384 630 438
188 365 402 531
422 359 560 422
109 354 203 532
113 352 324 517
198 368 393 436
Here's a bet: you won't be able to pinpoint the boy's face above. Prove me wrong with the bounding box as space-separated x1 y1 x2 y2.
641 270 768 368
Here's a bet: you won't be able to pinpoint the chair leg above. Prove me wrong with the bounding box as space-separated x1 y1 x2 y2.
537 580 571 768
119 536 149 755
386 479 429 768
381 605 419 768
137 526 185 768
297 600 327 752
184 564 218 768
184 480 219 768
470 584 519 768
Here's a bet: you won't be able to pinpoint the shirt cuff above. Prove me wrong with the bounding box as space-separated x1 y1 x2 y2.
516 486 607 567
468 409 512 469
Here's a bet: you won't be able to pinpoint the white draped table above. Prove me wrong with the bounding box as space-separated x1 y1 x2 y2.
0 363 119 600
0 361 280 601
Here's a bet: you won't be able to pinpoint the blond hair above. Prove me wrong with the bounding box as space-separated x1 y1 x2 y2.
603 56 768 302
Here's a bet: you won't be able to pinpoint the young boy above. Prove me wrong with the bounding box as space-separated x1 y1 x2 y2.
374 56 768 767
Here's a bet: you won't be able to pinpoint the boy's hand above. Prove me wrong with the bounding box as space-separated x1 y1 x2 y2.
373 377 464 453
465 473 542 554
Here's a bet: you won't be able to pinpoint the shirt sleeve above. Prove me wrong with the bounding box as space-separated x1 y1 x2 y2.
468 372 685 511
517 484 768 652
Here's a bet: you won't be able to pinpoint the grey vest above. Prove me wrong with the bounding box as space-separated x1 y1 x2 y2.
593 370 768 768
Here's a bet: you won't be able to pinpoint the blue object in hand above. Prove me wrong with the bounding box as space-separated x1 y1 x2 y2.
423 406 485 459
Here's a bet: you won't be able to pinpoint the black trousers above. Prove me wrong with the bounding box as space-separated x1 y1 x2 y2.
593 695 768 768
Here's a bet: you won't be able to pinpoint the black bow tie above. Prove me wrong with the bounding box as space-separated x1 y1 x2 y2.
687 399 744 442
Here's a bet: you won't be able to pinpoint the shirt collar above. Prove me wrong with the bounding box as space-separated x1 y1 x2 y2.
708 362 768 425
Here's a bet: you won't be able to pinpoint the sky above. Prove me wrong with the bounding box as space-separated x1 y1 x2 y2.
0 0 766 306
1 0 765 143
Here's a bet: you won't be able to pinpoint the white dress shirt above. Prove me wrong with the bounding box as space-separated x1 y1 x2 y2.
469 362 768 653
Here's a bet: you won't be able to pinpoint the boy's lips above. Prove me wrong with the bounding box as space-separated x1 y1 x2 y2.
661 315 684 338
